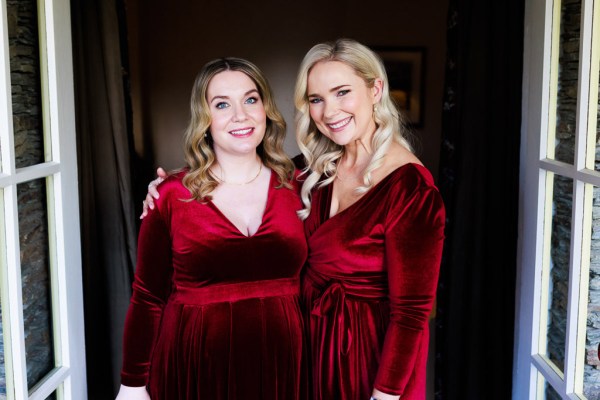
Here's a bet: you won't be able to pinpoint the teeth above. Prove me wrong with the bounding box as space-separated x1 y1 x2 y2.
328 117 351 129
230 128 252 135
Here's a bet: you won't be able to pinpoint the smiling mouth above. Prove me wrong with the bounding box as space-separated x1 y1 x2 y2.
229 128 253 136
327 117 352 130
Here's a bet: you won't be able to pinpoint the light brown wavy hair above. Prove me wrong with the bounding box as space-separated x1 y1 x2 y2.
182 57 294 201
294 39 413 219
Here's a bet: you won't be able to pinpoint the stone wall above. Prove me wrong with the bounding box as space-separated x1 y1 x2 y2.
586 28 600 393
548 175 571 376
547 1 580 385
8 0 44 168
17 179 54 390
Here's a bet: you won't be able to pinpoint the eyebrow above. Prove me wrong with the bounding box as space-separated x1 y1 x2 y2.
307 84 349 98
210 88 259 103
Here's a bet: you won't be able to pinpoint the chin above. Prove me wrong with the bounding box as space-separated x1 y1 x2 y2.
326 133 353 147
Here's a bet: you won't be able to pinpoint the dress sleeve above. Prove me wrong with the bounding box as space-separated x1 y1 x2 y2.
120 195 173 387
374 186 445 395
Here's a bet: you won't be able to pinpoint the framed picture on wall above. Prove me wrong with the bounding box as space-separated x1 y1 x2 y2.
373 47 426 127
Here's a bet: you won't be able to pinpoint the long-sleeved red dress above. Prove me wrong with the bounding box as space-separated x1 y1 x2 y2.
120 171 308 399
302 163 445 400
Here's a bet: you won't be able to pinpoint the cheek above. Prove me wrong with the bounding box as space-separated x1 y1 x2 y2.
258 109 267 124
353 96 373 116
209 113 227 130
250 106 267 123
341 96 359 111
308 105 322 123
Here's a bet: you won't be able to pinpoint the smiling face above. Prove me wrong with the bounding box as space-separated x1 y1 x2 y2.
306 61 382 147
206 70 267 158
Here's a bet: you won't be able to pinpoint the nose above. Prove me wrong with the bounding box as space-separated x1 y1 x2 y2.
231 104 248 122
323 100 338 119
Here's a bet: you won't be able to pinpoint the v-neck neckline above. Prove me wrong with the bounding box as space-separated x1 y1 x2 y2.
324 163 421 223
208 170 274 238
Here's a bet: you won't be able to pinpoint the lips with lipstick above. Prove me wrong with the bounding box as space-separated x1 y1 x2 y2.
229 127 254 137
327 117 352 132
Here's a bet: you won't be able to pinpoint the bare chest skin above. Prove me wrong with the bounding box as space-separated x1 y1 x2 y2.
329 174 365 218
210 168 271 237
329 144 422 218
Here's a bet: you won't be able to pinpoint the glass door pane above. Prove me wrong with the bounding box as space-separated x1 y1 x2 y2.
7 0 47 168
551 0 582 164
584 186 600 397
17 178 54 388
0 305 5 400
544 173 573 373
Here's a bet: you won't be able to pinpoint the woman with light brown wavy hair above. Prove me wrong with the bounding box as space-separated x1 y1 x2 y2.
117 57 307 400
295 39 445 400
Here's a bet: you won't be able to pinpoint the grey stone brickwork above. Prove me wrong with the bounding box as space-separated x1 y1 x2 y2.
8 0 44 168
17 179 54 389
546 5 581 388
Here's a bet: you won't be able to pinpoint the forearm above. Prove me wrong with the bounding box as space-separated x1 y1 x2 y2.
115 384 150 400
371 388 401 400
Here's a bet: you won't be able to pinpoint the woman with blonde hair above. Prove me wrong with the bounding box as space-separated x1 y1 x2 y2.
295 39 445 400
117 57 307 400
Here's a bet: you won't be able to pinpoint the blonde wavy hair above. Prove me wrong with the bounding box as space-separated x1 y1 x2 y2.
294 38 413 219
182 57 294 201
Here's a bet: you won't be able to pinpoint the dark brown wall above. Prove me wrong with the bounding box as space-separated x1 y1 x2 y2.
125 0 449 179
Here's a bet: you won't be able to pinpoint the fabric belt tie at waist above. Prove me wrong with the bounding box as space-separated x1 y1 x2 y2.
311 281 353 355
172 277 299 305
306 269 388 356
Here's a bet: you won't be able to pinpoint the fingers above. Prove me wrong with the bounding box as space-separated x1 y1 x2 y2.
149 178 162 199
140 167 168 219
139 194 155 220
146 193 156 210
157 167 168 179
140 199 149 219
140 202 147 219
149 167 167 199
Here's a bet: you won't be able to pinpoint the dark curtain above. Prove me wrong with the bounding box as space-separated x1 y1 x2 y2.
435 1 524 399
71 0 137 398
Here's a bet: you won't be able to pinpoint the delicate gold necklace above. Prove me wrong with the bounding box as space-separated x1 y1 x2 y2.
216 163 263 185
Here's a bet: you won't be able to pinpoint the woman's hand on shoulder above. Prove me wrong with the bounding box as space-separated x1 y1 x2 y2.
140 167 168 219
115 384 150 400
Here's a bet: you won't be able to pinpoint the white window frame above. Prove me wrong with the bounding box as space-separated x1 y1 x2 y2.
0 0 86 399
514 0 600 398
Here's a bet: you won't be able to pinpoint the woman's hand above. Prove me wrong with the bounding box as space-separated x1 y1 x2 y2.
140 167 168 219
371 388 400 400
115 384 150 400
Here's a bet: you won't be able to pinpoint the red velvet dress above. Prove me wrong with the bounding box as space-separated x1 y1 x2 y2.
302 163 445 400
120 171 308 399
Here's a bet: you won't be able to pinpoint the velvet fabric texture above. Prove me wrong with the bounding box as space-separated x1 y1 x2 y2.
302 164 445 399
120 171 308 399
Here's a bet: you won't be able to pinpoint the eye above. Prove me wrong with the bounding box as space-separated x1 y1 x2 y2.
245 96 259 104
308 97 322 104
337 89 350 97
215 102 229 110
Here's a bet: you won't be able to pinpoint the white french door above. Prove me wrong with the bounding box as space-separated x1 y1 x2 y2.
0 0 86 399
515 0 600 398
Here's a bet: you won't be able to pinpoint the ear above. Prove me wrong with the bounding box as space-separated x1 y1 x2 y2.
371 78 383 104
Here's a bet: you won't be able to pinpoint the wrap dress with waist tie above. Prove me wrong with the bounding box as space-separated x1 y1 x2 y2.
302 163 445 400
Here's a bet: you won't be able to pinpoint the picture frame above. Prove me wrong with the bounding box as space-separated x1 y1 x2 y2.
373 47 426 128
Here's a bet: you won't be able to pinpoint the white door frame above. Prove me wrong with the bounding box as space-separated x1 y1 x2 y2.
0 0 87 398
514 0 600 398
